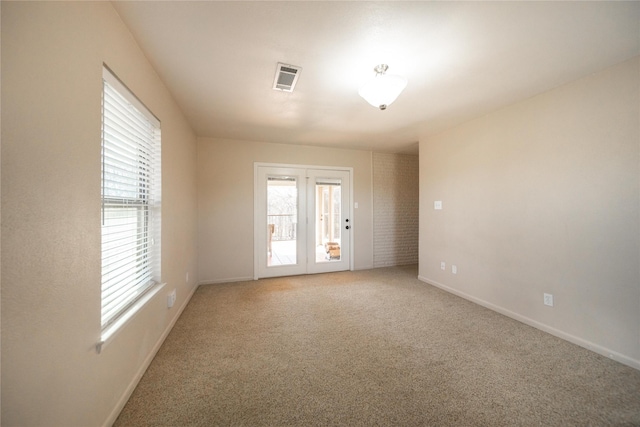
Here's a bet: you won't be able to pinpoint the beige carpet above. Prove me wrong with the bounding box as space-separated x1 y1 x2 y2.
115 266 640 426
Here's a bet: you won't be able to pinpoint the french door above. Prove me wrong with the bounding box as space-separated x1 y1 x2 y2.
255 165 352 279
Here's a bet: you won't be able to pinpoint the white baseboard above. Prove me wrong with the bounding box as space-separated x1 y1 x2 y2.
199 276 254 285
417 275 640 372
102 283 200 427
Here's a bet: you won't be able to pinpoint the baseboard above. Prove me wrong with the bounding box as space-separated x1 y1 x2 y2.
102 283 200 427
199 275 254 285
417 275 640 372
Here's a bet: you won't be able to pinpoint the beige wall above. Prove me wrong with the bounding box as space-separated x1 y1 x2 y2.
419 57 640 369
197 138 374 283
6 3 637 426
372 153 419 267
1 2 198 426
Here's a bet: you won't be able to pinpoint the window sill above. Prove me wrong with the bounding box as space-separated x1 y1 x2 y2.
96 282 166 354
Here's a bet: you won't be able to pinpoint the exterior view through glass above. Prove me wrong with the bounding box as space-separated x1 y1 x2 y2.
267 176 297 266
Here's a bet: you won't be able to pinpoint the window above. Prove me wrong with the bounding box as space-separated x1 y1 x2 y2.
100 66 161 340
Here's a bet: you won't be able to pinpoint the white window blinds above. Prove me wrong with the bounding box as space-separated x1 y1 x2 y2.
101 66 161 331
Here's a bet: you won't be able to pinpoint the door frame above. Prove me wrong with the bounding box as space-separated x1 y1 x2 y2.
253 162 354 280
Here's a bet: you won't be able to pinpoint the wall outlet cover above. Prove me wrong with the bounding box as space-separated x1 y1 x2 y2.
168 289 177 308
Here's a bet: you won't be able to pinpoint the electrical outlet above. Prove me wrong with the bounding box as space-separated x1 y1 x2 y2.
434 201 443 210
168 289 177 308
440 261 446 270
452 265 457 274
544 293 554 307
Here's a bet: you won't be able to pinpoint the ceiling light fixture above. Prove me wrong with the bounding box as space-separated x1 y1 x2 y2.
358 64 407 110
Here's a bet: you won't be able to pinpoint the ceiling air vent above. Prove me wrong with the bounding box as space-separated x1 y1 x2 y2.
273 63 302 92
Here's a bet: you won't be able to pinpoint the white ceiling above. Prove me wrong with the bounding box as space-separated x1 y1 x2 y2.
112 1 640 154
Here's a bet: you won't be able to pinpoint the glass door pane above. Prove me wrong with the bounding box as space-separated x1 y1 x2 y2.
255 165 349 279
256 166 307 279
315 178 342 263
307 169 350 275
267 176 297 266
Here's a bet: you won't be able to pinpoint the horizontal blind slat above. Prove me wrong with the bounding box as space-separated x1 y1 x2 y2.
104 89 157 139
102 269 152 299
102 244 150 273
101 67 161 331
102 138 154 165
103 123 156 156
102 273 153 308
102 280 154 326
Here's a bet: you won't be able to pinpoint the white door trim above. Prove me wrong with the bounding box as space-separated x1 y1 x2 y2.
254 162 354 280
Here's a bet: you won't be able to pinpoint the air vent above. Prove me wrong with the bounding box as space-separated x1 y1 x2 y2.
273 63 302 92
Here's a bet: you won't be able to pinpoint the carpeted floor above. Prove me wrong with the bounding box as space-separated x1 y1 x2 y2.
114 265 640 426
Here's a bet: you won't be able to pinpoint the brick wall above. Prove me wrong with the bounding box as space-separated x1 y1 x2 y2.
372 152 419 267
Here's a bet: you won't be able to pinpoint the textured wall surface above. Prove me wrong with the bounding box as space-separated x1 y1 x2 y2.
1 3 198 426
197 138 374 283
419 57 640 369
373 153 419 267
